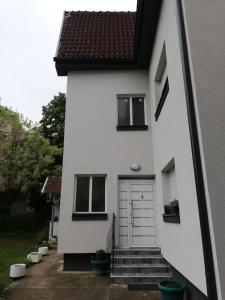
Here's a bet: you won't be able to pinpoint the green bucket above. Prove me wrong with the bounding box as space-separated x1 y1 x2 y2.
158 280 186 300
91 259 109 276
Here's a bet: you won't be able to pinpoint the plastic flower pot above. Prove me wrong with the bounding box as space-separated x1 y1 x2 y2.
27 252 42 263
91 260 110 276
38 247 48 256
158 280 186 300
10 264 26 279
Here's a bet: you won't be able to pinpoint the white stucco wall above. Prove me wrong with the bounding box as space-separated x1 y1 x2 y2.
58 70 153 254
149 0 207 294
182 1 225 298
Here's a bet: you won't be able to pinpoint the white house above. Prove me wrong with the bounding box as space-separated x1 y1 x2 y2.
54 1 225 299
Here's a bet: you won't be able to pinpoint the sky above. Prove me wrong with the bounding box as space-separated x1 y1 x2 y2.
0 0 137 123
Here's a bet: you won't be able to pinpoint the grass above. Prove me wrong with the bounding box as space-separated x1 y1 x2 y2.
0 236 36 292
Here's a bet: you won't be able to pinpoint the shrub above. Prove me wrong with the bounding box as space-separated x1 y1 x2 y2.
0 213 44 236
96 249 106 260
0 282 3 292
35 226 49 244
24 258 32 269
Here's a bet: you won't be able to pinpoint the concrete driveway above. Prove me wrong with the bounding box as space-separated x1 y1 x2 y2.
5 250 160 300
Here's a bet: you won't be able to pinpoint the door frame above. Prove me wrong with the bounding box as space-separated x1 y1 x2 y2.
118 177 158 248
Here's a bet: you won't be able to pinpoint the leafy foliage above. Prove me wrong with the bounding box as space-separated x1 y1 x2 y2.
40 92 66 148
0 127 61 193
35 226 49 244
0 213 43 236
0 105 23 132
0 97 63 219
0 105 32 139
96 249 106 260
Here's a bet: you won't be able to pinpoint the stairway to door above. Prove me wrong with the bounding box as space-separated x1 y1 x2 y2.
110 247 172 290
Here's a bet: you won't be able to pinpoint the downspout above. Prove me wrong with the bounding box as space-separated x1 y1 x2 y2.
175 1 218 299
50 194 55 239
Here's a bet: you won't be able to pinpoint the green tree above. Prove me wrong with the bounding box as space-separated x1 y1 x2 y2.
0 107 21 132
0 127 61 193
0 104 32 146
0 102 62 218
40 92 66 148
0 104 31 132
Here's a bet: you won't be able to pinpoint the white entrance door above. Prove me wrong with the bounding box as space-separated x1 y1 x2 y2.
118 179 157 248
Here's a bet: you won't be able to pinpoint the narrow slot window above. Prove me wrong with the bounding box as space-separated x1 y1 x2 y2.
154 43 169 121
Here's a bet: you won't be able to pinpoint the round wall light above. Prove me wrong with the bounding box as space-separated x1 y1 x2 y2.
130 163 141 171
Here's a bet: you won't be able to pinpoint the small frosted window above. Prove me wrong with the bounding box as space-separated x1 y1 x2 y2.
75 177 89 212
92 177 105 212
118 98 130 125
132 97 145 125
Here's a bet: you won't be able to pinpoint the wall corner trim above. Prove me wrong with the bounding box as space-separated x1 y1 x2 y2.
176 1 218 299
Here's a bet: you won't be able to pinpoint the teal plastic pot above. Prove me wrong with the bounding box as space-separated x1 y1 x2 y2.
158 280 186 300
91 260 109 276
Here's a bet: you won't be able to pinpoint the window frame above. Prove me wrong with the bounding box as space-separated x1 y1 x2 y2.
154 77 169 121
73 175 107 220
117 95 148 131
154 42 170 121
161 159 180 224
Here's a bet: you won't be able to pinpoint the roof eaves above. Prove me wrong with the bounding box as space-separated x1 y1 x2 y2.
54 1 163 75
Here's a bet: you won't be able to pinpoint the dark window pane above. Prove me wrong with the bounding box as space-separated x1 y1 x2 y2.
132 97 145 125
92 177 105 212
118 98 130 125
75 177 89 212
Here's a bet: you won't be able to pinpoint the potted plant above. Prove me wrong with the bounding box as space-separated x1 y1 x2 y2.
158 280 186 300
38 246 48 256
9 264 26 279
91 249 110 276
27 252 42 263
171 199 179 214
164 200 180 215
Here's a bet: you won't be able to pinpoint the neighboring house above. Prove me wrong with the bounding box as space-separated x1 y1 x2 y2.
54 1 225 300
41 176 61 239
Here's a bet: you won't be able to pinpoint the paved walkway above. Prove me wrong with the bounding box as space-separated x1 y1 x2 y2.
5 250 160 300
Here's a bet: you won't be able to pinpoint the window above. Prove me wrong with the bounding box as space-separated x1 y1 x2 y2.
73 175 107 220
161 159 180 223
117 96 148 130
154 43 169 121
118 97 130 126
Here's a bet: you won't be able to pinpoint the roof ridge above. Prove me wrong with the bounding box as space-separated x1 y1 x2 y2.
64 10 136 14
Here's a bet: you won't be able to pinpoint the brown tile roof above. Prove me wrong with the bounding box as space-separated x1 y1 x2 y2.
42 176 62 194
56 11 136 60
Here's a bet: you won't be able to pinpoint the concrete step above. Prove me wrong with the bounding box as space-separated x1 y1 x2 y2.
110 273 173 284
114 248 161 256
128 283 160 291
112 264 170 274
114 255 165 265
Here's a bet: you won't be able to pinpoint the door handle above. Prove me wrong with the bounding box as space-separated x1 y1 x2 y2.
130 201 134 226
